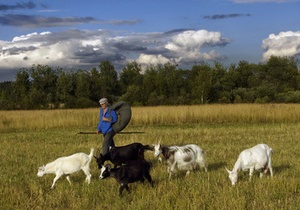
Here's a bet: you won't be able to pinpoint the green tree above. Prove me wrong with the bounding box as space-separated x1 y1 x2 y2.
224 61 257 103
142 65 159 105
56 70 75 108
248 56 300 102
74 70 93 108
90 67 102 104
174 69 192 104
13 69 30 109
118 61 143 104
119 61 143 94
265 56 299 92
209 62 228 103
98 60 119 100
190 63 212 104
29 65 58 108
233 61 255 88
0 81 14 110
119 85 143 105
156 63 183 104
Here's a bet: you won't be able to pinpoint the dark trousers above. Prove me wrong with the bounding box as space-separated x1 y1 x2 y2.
102 131 115 155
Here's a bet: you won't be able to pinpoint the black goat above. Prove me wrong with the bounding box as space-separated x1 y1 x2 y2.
99 159 154 196
94 142 153 168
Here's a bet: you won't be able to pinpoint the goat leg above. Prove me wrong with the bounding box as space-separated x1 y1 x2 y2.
66 175 71 185
119 185 124 196
144 174 154 187
51 172 63 189
249 167 254 181
119 183 130 196
82 168 91 184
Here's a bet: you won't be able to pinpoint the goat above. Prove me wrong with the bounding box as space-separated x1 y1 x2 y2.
37 148 94 189
99 159 154 196
153 143 207 179
225 143 273 186
94 142 153 168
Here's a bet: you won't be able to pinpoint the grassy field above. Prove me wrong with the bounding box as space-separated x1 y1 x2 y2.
1 104 300 209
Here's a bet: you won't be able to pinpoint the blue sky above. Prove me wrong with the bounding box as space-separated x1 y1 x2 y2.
0 0 300 82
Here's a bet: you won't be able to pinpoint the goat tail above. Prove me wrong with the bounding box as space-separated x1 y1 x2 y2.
143 144 154 151
196 149 206 166
268 147 273 156
89 148 95 161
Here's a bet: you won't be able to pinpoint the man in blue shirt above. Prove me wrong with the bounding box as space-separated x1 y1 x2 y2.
97 98 118 155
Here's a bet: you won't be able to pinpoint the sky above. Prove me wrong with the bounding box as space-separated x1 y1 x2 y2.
0 0 300 82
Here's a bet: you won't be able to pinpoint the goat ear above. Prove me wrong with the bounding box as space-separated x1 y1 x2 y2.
106 164 112 171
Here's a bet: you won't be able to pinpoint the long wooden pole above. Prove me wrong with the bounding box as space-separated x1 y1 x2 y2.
76 131 145 135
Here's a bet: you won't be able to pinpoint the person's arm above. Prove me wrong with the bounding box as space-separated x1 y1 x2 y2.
111 110 118 123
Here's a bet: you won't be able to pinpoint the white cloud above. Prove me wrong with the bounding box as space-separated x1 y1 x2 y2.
1 31 82 70
136 54 170 66
0 28 230 79
12 32 39 42
262 31 300 61
165 30 229 63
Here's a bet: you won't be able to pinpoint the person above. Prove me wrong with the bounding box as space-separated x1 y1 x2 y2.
97 98 118 155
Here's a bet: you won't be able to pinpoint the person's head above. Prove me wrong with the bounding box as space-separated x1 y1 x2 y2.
99 98 108 108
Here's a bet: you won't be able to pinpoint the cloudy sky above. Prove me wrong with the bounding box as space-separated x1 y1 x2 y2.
0 0 300 82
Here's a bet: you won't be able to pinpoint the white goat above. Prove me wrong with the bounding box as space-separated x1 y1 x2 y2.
226 144 273 186
37 148 94 189
154 143 207 179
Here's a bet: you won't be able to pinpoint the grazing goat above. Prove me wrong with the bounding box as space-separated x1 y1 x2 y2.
94 142 153 168
37 148 94 189
154 143 207 179
99 159 154 196
225 143 273 186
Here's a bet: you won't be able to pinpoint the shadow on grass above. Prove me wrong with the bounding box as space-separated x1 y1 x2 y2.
272 164 291 174
207 161 227 171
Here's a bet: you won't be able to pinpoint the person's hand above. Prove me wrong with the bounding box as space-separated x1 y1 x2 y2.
103 117 111 122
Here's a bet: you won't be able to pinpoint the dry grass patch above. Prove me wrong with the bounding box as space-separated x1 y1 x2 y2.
1 104 300 209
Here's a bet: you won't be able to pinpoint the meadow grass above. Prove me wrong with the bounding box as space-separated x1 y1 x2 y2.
1 104 300 209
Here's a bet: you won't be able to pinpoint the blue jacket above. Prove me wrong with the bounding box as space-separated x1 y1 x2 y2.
97 106 118 134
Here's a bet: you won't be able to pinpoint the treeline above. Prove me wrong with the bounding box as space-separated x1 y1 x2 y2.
0 56 300 110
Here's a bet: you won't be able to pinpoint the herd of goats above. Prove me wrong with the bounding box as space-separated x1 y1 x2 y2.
37 142 273 196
